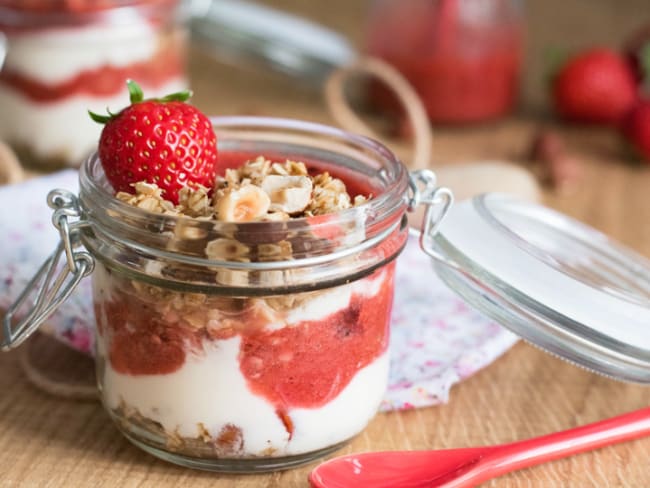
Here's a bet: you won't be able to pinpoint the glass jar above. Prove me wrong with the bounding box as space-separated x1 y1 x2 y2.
2 117 453 472
86 117 410 470
366 0 524 123
0 0 187 169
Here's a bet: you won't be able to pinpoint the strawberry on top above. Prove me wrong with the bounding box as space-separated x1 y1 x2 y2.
89 80 218 205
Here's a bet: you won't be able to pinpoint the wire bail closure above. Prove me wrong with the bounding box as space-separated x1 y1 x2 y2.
407 169 454 260
1 190 94 351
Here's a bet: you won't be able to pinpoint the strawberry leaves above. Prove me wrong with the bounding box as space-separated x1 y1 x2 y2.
89 79 193 125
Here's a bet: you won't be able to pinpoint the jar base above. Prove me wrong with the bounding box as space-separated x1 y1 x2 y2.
120 428 349 473
103 390 355 472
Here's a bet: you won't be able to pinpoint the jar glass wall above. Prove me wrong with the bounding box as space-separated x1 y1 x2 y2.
0 0 187 169
80 117 410 471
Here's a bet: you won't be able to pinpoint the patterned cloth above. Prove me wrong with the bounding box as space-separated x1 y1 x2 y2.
0 171 518 411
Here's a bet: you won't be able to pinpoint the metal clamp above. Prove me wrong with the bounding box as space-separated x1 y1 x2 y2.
407 169 454 261
1 190 94 351
0 32 6 71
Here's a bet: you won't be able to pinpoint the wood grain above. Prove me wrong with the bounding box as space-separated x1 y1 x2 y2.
2 0 650 486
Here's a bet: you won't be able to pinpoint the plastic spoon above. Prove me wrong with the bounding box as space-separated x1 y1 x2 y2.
309 407 650 488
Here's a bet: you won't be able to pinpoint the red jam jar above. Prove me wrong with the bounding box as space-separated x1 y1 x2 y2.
0 0 187 169
366 0 524 123
5 117 426 471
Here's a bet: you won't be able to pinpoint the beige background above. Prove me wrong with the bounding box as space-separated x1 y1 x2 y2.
195 0 650 114
2 1 650 487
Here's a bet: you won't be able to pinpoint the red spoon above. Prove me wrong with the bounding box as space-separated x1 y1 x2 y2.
309 407 650 488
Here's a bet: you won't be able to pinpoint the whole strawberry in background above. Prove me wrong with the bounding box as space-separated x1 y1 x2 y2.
552 48 638 125
90 80 218 204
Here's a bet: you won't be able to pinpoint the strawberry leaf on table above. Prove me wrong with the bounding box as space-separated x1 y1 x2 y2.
543 46 570 85
89 80 217 205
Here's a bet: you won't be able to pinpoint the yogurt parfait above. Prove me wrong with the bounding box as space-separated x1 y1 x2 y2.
72 82 411 470
0 0 187 168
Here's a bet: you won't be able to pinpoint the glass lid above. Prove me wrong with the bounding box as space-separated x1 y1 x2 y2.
188 0 354 85
427 193 650 383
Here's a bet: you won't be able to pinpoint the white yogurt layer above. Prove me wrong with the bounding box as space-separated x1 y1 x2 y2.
0 78 186 166
280 269 387 326
98 270 391 457
288 351 389 455
103 338 389 457
4 22 160 83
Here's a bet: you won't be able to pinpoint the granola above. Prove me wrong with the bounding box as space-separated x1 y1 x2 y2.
116 181 178 215
113 401 247 458
119 156 369 222
114 156 371 288
112 156 372 313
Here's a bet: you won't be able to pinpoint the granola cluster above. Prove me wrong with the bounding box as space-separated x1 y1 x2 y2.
116 181 212 218
114 157 370 288
114 401 248 458
116 156 369 222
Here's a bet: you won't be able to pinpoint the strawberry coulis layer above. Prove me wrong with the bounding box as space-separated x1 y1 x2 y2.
0 46 184 103
98 265 394 436
0 1 154 14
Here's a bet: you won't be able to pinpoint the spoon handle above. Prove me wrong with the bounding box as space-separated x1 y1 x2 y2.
476 406 650 483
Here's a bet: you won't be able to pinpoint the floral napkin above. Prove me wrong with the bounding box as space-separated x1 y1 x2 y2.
0 171 518 411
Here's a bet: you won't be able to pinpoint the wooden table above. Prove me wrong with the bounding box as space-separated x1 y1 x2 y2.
2 1 650 486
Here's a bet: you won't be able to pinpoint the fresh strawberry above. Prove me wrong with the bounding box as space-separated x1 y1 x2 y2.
622 99 650 162
89 80 217 204
552 48 638 125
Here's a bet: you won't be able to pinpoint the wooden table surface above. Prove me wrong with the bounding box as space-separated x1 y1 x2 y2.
2 1 650 487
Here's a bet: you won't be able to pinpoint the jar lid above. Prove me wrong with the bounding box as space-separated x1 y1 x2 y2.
189 0 354 85
425 193 650 383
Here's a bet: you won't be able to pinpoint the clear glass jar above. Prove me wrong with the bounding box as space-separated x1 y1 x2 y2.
77 117 410 471
366 0 524 123
0 0 187 169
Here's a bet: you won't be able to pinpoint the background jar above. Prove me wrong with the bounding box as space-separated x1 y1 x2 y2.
366 0 525 123
0 0 187 169
78 117 409 471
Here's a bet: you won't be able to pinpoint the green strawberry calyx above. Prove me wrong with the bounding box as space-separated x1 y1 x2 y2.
88 79 193 125
543 45 570 86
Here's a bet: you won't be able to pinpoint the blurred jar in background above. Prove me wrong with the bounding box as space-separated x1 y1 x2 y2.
366 0 524 124
0 0 187 169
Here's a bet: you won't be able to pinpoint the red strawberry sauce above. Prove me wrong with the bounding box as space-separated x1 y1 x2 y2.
239 268 394 409
0 48 184 103
96 266 395 437
366 0 523 123
95 155 398 436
